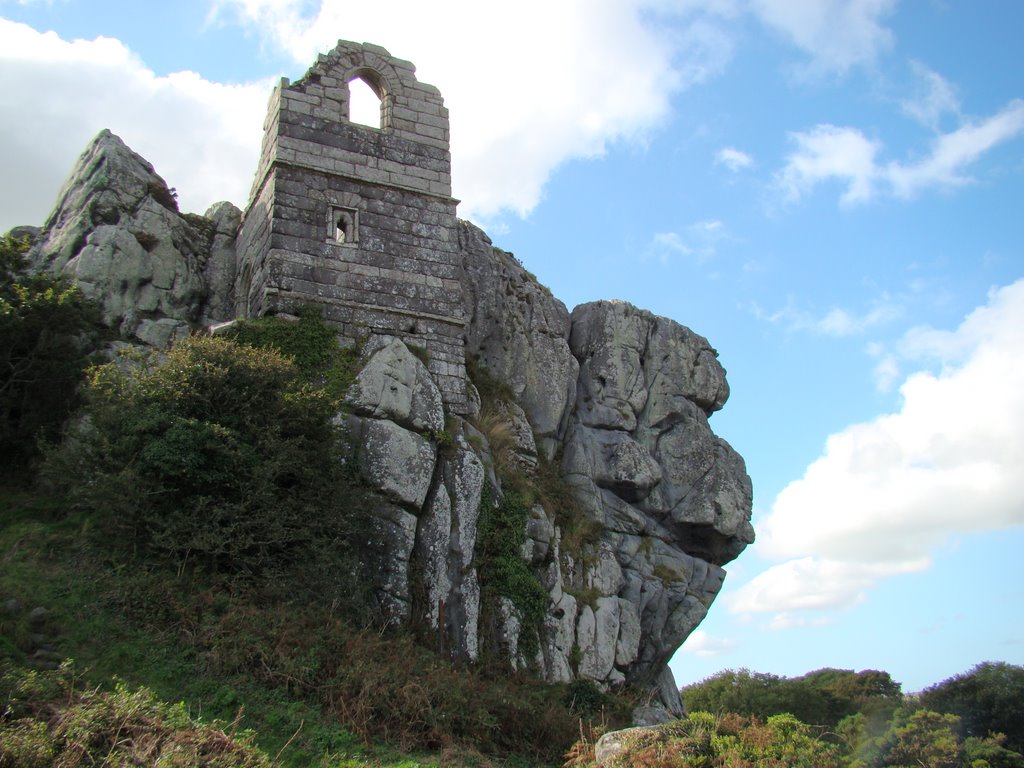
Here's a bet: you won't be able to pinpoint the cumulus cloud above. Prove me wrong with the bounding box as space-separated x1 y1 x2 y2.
778 100 1024 206
749 0 896 76
1 2 740 229
677 629 737 657
732 280 1024 623
0 19 270 231
716 146 753 171
209 0 739 221
779 124 881 204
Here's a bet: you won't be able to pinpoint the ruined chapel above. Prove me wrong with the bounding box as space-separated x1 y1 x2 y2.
235 40 469 412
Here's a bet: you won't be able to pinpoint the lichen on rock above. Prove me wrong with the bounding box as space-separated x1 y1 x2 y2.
14 87 753 718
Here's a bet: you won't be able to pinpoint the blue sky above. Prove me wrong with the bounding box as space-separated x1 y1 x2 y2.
1 0 1022 693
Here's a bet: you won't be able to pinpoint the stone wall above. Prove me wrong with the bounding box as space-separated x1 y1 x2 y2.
236 40 469 412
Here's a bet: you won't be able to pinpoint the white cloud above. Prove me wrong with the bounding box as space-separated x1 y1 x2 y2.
816 304 900 336
0 2 744 229
652 232 696 260
209 0 737 221
678 629 737 657
764 612 836 631
749 0 896 76
753 295 900 337
871 353 901 392
778 124 881 205
732 280 1024 623
902 61 960 129
717 146 753 171
649 219 729 263
0 19 270 231
729 557 928 618
886 100 1024 198
779 100 1024 206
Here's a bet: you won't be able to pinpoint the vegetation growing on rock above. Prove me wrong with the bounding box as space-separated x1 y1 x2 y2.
43 334 365 579
0 233 100 471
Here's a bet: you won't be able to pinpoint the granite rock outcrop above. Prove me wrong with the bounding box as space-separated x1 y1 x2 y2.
26 130 240 346
15 124 753 718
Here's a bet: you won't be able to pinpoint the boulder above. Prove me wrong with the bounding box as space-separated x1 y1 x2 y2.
201 201 242 324
345 416 437 510
346 337 445 433
27 130 237 339
549 299 753 692
363 502 419 625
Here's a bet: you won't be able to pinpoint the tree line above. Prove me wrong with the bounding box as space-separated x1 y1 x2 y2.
675 662 1024 767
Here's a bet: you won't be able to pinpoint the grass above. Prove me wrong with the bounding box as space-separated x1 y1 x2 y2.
0 479 628 767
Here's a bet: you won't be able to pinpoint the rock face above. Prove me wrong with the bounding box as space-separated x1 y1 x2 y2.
459 221 578 458
14 124 753 718
456 225 753 710
26 130 239 344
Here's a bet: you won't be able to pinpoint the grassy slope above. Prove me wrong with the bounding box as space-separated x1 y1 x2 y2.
0 481 564 767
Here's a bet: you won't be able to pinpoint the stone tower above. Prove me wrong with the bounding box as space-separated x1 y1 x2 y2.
235 40 468 412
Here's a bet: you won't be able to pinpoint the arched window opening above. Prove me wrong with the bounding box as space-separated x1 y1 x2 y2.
348 76 382 128
332 207 358 245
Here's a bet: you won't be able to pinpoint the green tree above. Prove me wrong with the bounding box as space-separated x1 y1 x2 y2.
682 667 902 729
0 233 99 470
921 662 1024 753
963 734 1024 768
681 668 816 720
815 668 903 728
46 334 364 577
885 710 963 768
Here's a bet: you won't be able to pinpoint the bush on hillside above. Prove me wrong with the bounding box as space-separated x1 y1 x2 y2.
45 334 366 578
566 711 843 768
224 309 362 404
681 667 902 730
0 233 100 471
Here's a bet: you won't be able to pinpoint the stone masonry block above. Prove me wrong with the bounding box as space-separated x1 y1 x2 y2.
239 40 469 413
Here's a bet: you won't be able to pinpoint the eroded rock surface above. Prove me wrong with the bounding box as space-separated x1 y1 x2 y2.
26 130 239 343
18 131 754 721
458 233 753 713
459 221 578 458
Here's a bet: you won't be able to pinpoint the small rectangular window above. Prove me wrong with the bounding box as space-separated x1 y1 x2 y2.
330 206 359 245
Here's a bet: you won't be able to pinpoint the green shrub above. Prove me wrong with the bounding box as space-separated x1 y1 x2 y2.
681 667 902 731
0 233 100 471
565 678 609 717
475 483 548 659
45 334 364 577
226 308 361 404
567 711 842 768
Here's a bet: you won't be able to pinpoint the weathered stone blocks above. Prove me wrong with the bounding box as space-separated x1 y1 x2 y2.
237 40 469 413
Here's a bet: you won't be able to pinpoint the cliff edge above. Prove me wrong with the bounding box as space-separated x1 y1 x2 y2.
23 116 752 717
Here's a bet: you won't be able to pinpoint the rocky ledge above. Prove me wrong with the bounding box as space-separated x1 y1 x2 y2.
19 130 753 718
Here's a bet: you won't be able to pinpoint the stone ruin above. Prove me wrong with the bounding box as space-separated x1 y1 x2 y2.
21 40 755 720
236 41 469 412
